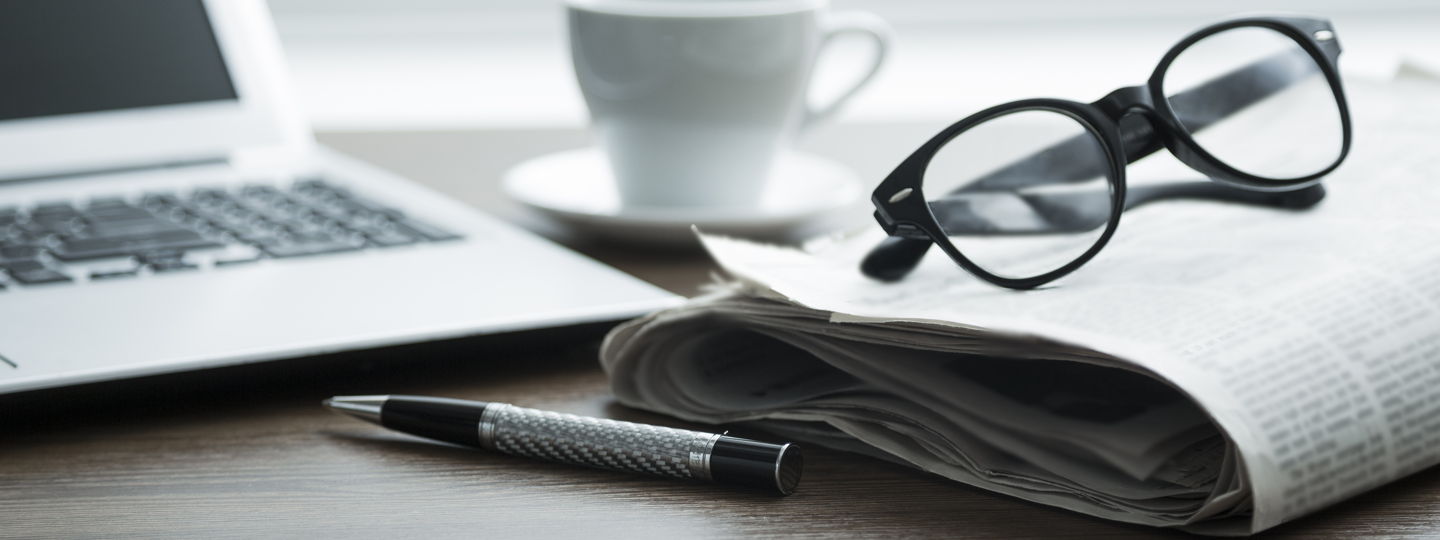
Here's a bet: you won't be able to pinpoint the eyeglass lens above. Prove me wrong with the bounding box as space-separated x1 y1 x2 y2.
1164 27 1344 180
922 109 1115 280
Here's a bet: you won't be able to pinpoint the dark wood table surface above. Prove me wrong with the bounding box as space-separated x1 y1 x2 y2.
5 125 1440 538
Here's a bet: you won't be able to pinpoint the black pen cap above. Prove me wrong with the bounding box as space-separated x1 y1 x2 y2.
710 436 803 495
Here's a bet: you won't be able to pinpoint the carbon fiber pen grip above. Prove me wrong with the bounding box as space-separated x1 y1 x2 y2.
479 404 721 481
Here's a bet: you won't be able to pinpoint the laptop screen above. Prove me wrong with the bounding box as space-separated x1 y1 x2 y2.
0 0 238 123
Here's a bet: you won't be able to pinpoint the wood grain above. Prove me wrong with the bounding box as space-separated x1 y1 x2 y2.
5 127 1440 538
8 326 1440 539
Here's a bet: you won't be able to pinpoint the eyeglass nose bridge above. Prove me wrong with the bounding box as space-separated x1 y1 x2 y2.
1090 87 1179 165
1093 85 1156 120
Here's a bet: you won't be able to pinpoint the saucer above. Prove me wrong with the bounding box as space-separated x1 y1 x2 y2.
502 147 866 245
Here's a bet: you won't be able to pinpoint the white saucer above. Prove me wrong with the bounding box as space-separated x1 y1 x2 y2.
502 147 865 245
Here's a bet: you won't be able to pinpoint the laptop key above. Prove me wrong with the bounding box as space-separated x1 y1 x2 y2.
3 260 72 285
52 230 223 261
366 230 419 247
31 203 80 216
141 193 182 212
210 245 264 266
260 232 365 258
140 251 199 272
0 209 23 227
395 218 462 242
149 259 199 272
32 215 87 236
347 199 406 219
90 268 140 280
0 245 43 261
215 255 263 266
261 241 362 258
31 205 82 227
86 218 190 237
87 208 158 225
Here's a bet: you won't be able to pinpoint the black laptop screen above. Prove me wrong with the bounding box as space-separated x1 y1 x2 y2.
0 0 238 122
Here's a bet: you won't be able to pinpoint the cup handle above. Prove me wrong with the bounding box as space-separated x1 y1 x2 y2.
801 11 894 131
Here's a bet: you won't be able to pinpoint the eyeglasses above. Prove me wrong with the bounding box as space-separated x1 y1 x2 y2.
863 15 1351 290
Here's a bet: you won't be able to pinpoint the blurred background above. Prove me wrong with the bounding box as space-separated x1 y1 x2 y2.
269 0 1440 133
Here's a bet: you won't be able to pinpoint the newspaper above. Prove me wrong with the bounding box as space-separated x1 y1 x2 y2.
600 76 1440 535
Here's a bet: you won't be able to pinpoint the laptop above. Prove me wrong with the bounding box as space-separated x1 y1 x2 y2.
0 0 682 394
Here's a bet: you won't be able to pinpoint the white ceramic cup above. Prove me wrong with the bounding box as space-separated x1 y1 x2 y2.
567 0 891 208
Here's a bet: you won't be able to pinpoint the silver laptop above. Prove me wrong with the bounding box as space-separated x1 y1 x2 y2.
0 0 682 394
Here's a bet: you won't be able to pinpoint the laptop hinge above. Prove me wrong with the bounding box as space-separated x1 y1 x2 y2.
0 157 230 186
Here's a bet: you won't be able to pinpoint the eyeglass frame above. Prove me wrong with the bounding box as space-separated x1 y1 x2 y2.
868 15 1353 290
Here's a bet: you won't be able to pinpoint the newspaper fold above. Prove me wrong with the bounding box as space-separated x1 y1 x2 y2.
601 79 1440 535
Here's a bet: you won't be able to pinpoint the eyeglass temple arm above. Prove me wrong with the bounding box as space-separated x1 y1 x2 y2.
861 182 1325 281
861 49 1321 282
1124 181 1325 212
960 48 1317 193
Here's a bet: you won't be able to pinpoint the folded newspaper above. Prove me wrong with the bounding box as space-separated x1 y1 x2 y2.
600 76 1440 535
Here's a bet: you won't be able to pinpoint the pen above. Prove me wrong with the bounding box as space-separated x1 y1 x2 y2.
324 395 803 494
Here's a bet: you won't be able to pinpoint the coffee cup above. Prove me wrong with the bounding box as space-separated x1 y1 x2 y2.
567 0 891 208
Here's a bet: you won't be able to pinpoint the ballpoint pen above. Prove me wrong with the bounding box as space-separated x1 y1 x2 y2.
324 395 803 494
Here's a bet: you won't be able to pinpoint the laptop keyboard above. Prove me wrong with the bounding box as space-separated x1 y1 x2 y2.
0 179 461 288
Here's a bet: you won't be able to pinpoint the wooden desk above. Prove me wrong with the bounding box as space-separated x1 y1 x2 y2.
4 126 1439 538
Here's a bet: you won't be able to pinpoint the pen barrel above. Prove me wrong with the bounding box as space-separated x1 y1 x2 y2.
479 404 720 481
479 404 801 494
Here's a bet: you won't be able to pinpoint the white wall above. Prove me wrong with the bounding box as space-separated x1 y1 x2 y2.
267 0 1440 131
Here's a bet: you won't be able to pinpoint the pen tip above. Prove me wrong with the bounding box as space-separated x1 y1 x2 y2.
322 395 387 425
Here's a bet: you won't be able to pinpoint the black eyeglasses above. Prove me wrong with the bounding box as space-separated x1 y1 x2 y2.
863 15 1351 290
